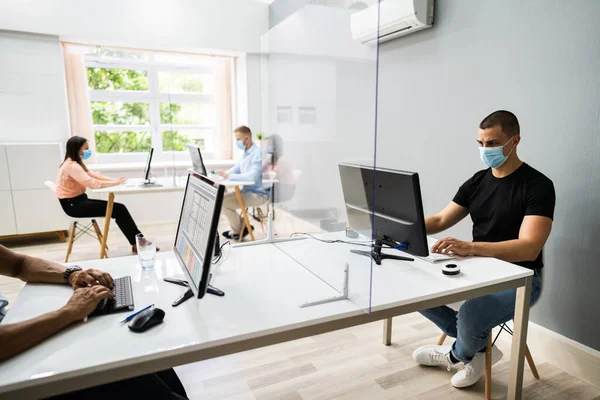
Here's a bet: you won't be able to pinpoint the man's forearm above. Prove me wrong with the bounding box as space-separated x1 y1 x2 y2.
425 215 444 235
0 308 77 362
18 255 66 284
470 240 538 263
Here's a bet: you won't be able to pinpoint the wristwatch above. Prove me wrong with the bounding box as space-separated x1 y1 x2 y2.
64 266 82 284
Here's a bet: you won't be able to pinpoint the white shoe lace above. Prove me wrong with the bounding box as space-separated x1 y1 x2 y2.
459 362 474 376
430 350 453 371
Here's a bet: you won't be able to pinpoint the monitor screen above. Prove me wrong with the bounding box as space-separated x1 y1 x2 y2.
174 173 224 297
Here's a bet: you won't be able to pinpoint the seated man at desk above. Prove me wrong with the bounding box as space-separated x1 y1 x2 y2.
0 245 188 399
218 125 267 240
412 110 555 389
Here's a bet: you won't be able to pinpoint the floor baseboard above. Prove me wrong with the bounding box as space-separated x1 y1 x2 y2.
527 321 600 389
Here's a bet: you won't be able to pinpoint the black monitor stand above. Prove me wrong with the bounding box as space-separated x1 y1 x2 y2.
350 238 414 266
164 278 225 307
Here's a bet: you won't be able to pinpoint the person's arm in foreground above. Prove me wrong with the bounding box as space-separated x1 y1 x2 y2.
0 245 114 288
0 286 113 362
432 216 552 262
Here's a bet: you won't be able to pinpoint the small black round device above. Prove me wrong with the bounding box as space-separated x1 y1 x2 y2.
442 263 461 276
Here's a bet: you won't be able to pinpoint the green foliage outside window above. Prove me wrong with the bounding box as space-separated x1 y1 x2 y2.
87 68 148 91
95 131 151 153
162 131 192 152
87 65 209 154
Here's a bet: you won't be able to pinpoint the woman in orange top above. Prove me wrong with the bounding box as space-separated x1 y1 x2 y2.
56 136 145 253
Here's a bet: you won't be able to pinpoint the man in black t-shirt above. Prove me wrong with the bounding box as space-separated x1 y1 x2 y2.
412 110 555 389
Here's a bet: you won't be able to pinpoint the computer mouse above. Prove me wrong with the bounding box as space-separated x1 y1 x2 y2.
128 307 165 333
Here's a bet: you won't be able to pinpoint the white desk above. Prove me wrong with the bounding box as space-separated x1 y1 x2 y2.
91 177 260 257
0 239 533 399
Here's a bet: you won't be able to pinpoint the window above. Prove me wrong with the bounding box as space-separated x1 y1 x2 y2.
85 47 226 162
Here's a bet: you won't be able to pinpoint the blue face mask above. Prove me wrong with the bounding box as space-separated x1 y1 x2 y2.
479 137 514 168
82 149 92 160
235 140 245 150
267 146 274 153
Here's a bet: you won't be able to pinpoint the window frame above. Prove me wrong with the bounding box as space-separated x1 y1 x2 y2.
85 53 219 163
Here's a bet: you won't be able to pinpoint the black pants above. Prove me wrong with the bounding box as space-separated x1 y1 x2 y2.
48 369 187 400
60 194 141 245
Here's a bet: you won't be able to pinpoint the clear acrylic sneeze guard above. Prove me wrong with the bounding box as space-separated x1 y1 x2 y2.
259 1 382 313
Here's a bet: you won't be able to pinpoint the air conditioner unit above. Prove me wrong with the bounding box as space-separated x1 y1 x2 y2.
351 0 434 46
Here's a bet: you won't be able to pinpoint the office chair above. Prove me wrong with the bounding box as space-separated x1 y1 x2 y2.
44 181 108 262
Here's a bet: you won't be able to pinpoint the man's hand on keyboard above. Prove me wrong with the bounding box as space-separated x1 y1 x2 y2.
64 286 115 321
68 269 114 289
430 237 473 257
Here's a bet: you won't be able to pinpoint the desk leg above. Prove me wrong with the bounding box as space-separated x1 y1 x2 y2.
507 276 532 400
383 318 393 346
99 192 114 259
234 186 255 241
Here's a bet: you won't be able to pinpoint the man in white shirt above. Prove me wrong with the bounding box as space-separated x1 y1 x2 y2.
219 126 267 240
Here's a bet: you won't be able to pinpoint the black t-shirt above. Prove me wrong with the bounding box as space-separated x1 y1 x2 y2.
453 163 555 270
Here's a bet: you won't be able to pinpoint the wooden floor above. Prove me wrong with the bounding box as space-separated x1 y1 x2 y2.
1 217 599 400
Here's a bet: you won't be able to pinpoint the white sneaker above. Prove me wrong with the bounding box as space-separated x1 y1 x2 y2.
451 345 504 388
412 345 457 371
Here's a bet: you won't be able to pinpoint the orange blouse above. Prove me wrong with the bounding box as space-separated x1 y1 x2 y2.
55 159 104 199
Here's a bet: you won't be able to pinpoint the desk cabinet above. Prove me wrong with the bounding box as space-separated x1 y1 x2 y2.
0 143 68 239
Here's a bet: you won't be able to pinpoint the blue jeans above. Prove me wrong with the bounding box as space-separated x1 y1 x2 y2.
420 274 542 363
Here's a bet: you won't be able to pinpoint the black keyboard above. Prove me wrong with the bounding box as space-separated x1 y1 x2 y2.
90 276 134 317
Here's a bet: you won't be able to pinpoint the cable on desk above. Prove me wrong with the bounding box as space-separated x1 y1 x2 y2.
289 232 392 248
213 240 231 264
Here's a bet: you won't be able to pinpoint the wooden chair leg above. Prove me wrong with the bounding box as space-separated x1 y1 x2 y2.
436 332 447 345
525 345 540 380
257 207 267 233
64 222 77 263
383 318 393 346
485 334 492 400
91 219 108 251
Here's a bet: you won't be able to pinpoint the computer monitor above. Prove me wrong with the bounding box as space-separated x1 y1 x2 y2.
143 148 154 182
339 163 429 265
173 172 225 298
187 144 207 176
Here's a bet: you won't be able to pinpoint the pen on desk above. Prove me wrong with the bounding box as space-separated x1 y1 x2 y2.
120 304 154 323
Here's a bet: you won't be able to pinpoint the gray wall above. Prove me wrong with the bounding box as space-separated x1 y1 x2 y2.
375 0 600 350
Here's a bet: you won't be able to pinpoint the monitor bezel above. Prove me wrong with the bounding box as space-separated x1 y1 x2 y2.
173 171 225 299
143 148 154 181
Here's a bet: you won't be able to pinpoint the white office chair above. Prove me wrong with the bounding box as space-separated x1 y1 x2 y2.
44 181 108 262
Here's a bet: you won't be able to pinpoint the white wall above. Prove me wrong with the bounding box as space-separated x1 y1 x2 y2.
0 0 269 53
0 31 70 143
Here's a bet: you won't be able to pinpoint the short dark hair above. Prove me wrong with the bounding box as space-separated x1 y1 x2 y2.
234 125 252 137
479 110 520 137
